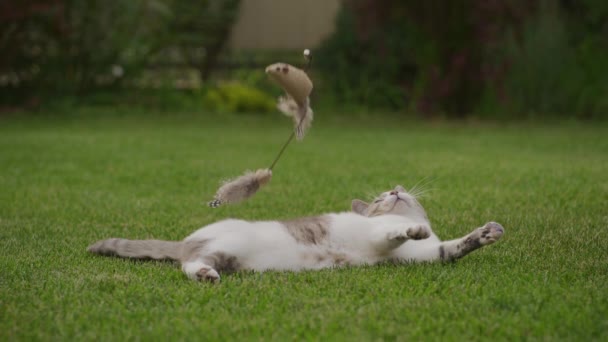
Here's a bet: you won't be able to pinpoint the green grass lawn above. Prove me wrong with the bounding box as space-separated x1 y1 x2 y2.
1 107 607 340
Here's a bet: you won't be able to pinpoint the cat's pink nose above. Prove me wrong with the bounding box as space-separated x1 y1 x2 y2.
390 191 398 195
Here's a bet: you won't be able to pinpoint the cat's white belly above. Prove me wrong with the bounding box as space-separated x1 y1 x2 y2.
184 217 381 271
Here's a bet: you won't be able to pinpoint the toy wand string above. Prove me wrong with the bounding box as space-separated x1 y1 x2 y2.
208 50 314 208
267 50 313 171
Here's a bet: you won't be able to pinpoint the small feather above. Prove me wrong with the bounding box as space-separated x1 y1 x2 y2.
277 96 313 140
209 169 272 207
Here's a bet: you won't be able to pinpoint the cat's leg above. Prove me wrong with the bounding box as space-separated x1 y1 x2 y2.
438 222 504 262
179 240 222 283
373 224 431 251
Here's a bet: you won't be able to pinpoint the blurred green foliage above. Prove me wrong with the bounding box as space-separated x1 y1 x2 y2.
0 0 241 103
161 0 240 81
317 0 527 117
38 85 275 115
202 82 276 113
496 1 608 119
3 0 607 119
315 8 410 111
317 0 608 119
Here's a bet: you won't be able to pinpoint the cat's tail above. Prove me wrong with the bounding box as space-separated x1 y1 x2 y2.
87 238 183 261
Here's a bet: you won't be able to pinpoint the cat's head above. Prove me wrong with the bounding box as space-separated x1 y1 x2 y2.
352 185 428 219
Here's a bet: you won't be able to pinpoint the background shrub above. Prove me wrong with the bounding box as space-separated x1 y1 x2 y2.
496 0 608 119
202 82 276 113
317 0 607 119
0 0 241 103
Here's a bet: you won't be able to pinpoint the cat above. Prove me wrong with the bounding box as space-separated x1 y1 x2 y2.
87 185 505 282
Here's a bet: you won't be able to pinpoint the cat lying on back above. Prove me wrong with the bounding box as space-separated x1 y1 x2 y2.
88 185 505 282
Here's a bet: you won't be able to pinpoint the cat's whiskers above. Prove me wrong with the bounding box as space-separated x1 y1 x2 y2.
408 176 436 199
410 187 434 199
409 184 433 198
409 175 434 193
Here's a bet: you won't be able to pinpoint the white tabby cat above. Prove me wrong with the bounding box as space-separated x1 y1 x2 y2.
88 185 504 282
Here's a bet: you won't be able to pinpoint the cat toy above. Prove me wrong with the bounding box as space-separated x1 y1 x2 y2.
208 49 314 208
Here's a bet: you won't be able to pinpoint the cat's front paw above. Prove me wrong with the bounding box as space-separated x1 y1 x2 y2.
407 225 431 240
387 231 409 242
477 221 504 245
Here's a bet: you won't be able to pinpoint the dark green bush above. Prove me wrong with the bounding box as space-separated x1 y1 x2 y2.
316 1 532 117
0 0 241 102
316 6 411 111
480 0 608 119
318 0 608 119
0 0 172 94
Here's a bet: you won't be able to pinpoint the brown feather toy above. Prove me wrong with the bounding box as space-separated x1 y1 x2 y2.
208 49 314 208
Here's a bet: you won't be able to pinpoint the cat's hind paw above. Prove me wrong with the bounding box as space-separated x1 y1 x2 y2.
183 262 221 283
407 225 431 240
477 222 504 245
196 267 220 283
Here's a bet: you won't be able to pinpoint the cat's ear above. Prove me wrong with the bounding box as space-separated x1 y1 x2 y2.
395 185 406 193
351 199 369 215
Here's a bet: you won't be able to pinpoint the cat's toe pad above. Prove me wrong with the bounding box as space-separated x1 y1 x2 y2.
407 225 431 240
478 222 504 245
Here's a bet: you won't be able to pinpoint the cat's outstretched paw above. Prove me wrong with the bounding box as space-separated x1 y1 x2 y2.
407 225 431 240
476 221 504 245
